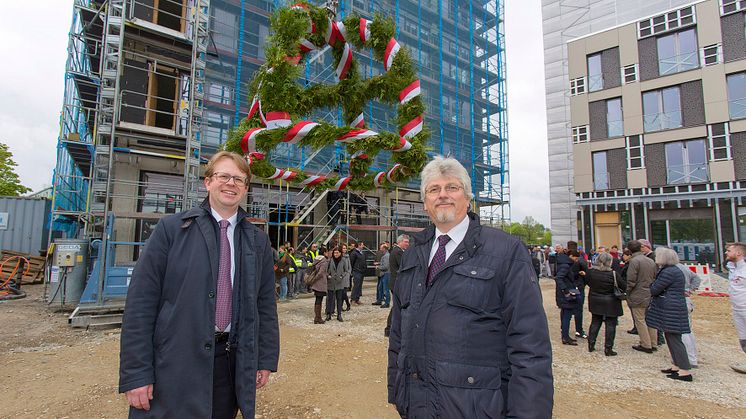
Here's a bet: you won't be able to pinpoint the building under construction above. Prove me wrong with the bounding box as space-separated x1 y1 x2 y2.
50 0 508 319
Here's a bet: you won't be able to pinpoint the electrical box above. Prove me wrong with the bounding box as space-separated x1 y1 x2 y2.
56 250 77 267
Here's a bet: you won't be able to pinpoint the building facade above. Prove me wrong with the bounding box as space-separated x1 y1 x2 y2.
51 0 507 262
542 0 697 246
564 0 746 266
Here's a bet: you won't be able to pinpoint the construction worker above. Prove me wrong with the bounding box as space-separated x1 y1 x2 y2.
286 247 297 298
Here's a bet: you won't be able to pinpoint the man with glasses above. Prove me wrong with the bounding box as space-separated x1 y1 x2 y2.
120 151 279 418
388 156 553 418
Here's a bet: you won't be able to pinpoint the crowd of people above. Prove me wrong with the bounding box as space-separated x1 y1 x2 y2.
538 238 746 382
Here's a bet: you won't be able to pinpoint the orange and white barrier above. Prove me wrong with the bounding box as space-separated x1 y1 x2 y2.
686 264 713 292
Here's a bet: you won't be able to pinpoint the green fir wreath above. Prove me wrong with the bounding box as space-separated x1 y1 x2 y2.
223 1 429 191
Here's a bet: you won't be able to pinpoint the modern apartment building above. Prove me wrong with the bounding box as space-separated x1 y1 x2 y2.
51 0 508 261
542 0 697 246
563 0 746 265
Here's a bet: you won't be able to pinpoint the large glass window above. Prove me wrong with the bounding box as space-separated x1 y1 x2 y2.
593 151 609 190
643 87 682 132
587 53 603 92
606 98 623 137
727 72 746 119
657 29 698 75
665 139 708 184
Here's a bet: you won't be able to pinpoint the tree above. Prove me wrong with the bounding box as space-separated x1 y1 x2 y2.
0 143 31 196
508 216 552 245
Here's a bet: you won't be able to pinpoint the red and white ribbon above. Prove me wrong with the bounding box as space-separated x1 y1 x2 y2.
337 129 378 143
247 95 260 119
267 168 285 180
359 18 371 43
291 3 314 33
399 80 421 104
350 150 368 160
265 111 292 129
281 170 297 181
392 137 412 152
387 164 402 183
285 54 301 65
374 172 386 187
336 43 353 80
384 38 401 71
241 128 265 153
400 115 423 139
351 112 365 128
333 176 352 191
299 38 316 53
336 21 347 42
258 100 267 126
283 121 319 144
246 152 265 165
301 175 326 187
325 20 345 46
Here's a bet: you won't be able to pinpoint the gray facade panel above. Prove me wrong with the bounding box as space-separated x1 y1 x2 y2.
638 36 659 82
607 148 628 190
602 47 622 89
646 143 667 187
732 131 746 180
681 80 705 128
589 100 608 140
721 12 746 63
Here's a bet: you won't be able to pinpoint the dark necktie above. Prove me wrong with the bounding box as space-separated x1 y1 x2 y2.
427 234 451 287
216 219 232 331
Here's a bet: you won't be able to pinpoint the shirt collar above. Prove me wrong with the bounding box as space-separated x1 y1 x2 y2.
210 208 238 226
434 214 469 244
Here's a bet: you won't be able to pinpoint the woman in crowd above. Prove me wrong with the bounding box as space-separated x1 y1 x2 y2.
326 247 351 322
646 247 693 381
585 252 626 356
309 247 331 324
341 243 352 311
555 249 583 345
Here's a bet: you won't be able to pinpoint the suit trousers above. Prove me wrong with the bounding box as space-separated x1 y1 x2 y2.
351 271 364 301
630 306 658 349
326 289 345 315
212 339 238 419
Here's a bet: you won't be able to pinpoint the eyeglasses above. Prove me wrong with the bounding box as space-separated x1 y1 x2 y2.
425 184 464 196
211 172 248 186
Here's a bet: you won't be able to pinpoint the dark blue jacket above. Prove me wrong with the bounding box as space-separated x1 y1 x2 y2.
119 200 279 418
646 265 690 334
388 213 553 418
554 253 581 309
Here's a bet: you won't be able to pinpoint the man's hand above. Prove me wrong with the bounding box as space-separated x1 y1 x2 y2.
125 384 153 411
256 369 271 389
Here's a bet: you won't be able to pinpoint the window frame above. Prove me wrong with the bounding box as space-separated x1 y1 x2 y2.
701 44 722 66
643 86 683 132
587 53 603 92
622 64 638 84
592 151 610 191
708 123 731 161
656 28 699 76
572 125 589 144
570 77 586 96
626 135 645 169
606 97 624 138
664 139 709 185
721 0 746 16
727 72 746 119
638 6 696 39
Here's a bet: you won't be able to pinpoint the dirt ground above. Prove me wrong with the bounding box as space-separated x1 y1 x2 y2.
2 279 746 418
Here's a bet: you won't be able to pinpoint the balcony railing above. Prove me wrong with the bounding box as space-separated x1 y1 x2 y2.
667 163 708 184
644 110 682 132
658 51 698 76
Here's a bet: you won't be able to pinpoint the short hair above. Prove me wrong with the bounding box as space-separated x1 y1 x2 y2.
727 242 746 254
567 250 580 257
597 246 607 253
205 151 251 179
623 249 632 256
593 252 613 271
611 245 619 250
655 247 680 266
419 155 473 201
627 240 642 253
396 234 410 243
566 241 578 252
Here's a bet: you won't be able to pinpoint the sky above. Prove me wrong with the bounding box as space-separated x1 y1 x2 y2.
0 0 551 227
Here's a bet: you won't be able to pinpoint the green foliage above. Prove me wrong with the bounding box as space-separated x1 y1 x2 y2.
509 216 552 246
0 143 31 196
224 3 429 191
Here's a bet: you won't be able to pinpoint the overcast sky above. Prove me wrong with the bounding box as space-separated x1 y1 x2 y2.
0 0 551 226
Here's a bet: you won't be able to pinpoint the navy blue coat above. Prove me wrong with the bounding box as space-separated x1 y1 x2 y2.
119 200 279 418
554 254 581 309
388 213 553 418
646 265 690 334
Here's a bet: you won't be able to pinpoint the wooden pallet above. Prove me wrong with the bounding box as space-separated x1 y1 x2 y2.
1 250 47 285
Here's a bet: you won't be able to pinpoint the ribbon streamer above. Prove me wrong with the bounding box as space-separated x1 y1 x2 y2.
392 137 412 152
299 38 316 53
241 128 265 153
283 121 319 144
336 43 353 80
336 129 378 143
265 112 292 129
359 18 371 43
384 38 401 71
351 113 365 128
399 80 421 104
301 175 326 187
400 115 423 140
387 164 402 183
267 168 285 180
333 176 352 191
374 172 386 187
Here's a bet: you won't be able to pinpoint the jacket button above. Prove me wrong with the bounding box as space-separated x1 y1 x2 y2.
471 270 477 275
412 373 418 379
418 283 422 287
459 256 464 260
467 376 475 384
205 343 212 350
208 291 215 298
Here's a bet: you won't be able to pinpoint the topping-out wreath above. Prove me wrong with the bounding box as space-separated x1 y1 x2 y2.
223 1 429 191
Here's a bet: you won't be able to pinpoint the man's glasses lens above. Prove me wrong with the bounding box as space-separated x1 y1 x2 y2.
214 173 247 186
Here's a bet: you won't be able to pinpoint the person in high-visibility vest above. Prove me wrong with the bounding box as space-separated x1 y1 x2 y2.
289 247 310 296
308 243 320 265
286 247 298 298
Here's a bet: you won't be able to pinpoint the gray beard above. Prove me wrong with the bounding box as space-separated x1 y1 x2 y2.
433 208 456 224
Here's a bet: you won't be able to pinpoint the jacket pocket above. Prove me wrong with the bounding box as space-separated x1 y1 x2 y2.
435 361 503 418
448 265 496 314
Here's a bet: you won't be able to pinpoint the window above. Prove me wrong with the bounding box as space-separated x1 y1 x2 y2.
207 83 232 105
643 87 682 132
570 77 586 95
727 72 746 119
638 6 695 38
572 125 589 143
587 54 603 92
593 152 609 190
626 135 645 169
622 64 638 84
708 123 731 161
701 44 721 66
665 139 708 184
606 98 623 137
657 29 698 75
721 0 746 15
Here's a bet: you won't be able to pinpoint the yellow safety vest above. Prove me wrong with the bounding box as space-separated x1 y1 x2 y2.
308 250 319 265
288 254 300 272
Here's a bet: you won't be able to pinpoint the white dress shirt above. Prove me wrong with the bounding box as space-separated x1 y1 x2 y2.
428 214 470 265
211 209 238 332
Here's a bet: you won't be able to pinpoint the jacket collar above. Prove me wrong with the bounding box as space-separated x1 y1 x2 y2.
181 197 250 226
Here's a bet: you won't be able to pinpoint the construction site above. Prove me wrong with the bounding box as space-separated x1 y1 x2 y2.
46 0 509 324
